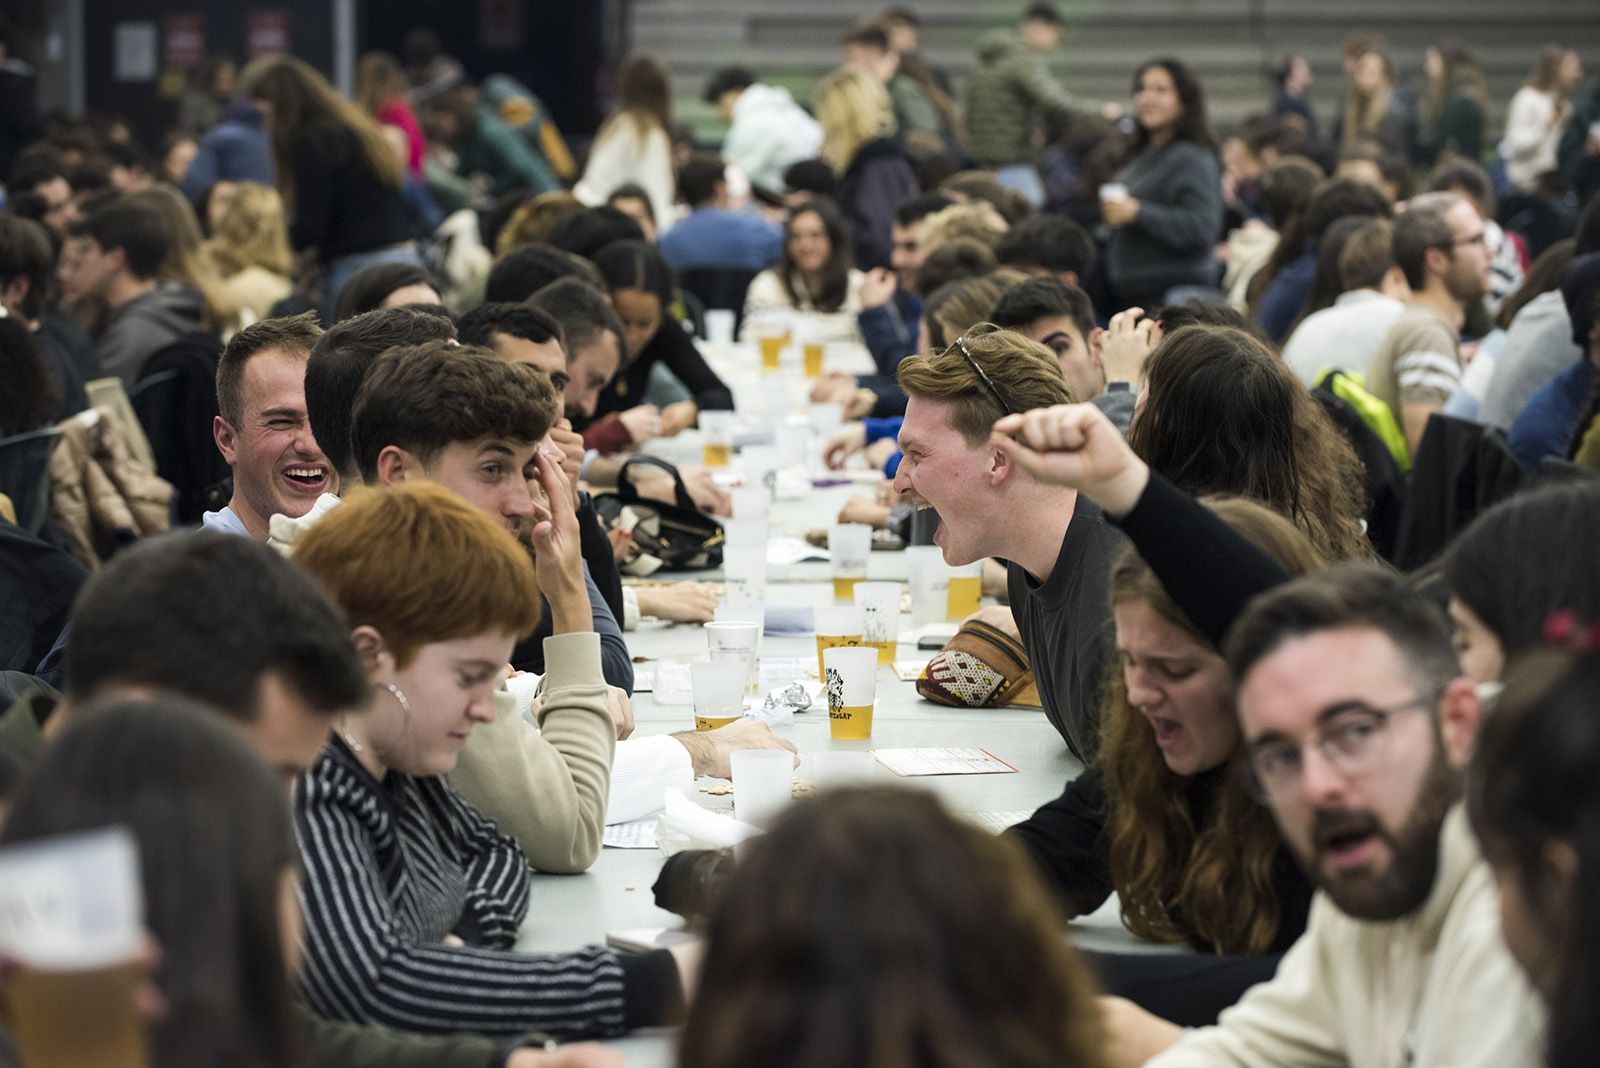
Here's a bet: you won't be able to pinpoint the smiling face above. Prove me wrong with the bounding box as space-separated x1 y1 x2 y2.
366 631 513 777
890 220 925 288
1134 64 1183 137
1237 626 1464 920
1113 598 1236 777
788 210 833 276
892 395 1003 566
213 348 338 537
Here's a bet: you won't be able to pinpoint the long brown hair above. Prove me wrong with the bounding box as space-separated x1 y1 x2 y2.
780 197 854 312
1129 324 1372 560
604 54 673 141
1422 40 1489 128
1340 48 1396 150
238 54 403 209
124 185 241 334
1103 497 1327 953
1527 43 1572 95
897 49 966 147
680 786 1111 1068
354 51 410 118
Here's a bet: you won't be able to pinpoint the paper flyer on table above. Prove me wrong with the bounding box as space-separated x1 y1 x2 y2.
871 747 1019 776
602 820 660 850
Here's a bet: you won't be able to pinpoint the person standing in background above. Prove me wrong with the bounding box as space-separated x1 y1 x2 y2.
1501 45 1584 193
575 56 677 238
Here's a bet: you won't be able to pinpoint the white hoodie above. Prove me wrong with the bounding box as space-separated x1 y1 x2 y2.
724 83 824 196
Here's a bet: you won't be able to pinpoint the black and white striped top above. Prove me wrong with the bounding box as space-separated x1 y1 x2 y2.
295 737 679 1040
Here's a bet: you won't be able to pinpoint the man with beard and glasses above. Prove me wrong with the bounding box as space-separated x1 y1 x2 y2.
1099 562 1544 1067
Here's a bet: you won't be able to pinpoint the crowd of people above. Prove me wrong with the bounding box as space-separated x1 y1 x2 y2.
2 4 1600 1067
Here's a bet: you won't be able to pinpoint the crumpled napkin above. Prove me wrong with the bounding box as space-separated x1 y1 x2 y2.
656 788 761 854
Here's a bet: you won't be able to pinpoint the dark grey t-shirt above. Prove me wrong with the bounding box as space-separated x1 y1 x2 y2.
1005 496 1125 762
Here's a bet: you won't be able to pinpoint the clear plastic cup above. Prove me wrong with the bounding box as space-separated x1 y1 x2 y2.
810 402 844 439
829 523 872 602
691 660 749 731
731 749 794 827
823 645 879 740
742 445 779 496
723 548 767 608
853 581 903 664
699 409 736 468
706 619 760 696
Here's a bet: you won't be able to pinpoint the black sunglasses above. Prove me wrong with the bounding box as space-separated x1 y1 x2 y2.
951 336 1016 415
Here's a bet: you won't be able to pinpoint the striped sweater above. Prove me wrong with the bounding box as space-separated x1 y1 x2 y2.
295 737 680 1040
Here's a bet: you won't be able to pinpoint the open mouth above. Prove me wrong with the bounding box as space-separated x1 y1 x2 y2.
1149 716 1183 748
1315 822 1383 871
282 465 329 492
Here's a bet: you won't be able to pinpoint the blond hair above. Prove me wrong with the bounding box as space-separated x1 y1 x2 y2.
206 182 294 278
813 67 895 174
920 202 1010 255
124 185 242 335
896 322 1071 445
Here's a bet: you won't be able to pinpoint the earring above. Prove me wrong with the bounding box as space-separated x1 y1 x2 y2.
386 683 412 714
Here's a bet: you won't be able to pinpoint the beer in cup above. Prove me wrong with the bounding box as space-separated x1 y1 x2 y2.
823 645 879 740
691 660 748 731
814 605 865 678
829 522 872 602
699 409 736 468
947 559 984 619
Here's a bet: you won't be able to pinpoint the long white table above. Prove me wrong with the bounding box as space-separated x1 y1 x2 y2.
514 344 1175 1063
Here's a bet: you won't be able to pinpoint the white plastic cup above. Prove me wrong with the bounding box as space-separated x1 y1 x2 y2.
742 445 779 497
690 660 749 730
731 749 794 827
722 519 767 555
946 558 984 620
814 605 866 678
906 546 951 626
0 827 147 1068
828 523 872 601
703 309 736 346
729 486 771 525
706 619 760 695
822 645 879 740
699 409 737 467
853 581 904 664
810 402 844 439
813 750 879 788
775 424 808 470
714 605 766 644
723 548 767 607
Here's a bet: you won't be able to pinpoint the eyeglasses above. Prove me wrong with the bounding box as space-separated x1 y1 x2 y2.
1242 691 1441 805
951 336 1016 415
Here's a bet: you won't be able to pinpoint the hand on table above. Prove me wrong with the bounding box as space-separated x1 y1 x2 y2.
630 463 731 516
673 718 798 779
991 403 1150 519
1099 306 1161 386
659 400 698 438
637 582 720 623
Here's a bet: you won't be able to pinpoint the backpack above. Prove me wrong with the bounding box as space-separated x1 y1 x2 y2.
591 456 725 573
1315 368 1412 473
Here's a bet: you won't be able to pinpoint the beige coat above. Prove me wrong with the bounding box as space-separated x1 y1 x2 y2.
48 407 173 567
1148 806 1544 1068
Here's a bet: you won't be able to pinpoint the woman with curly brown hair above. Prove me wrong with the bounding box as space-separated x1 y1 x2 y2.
679 785 1111 1068
1008 495 1323 1025
1128 323 1373 560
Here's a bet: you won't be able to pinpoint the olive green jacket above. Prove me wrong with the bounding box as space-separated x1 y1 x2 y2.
964 30 1079 166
